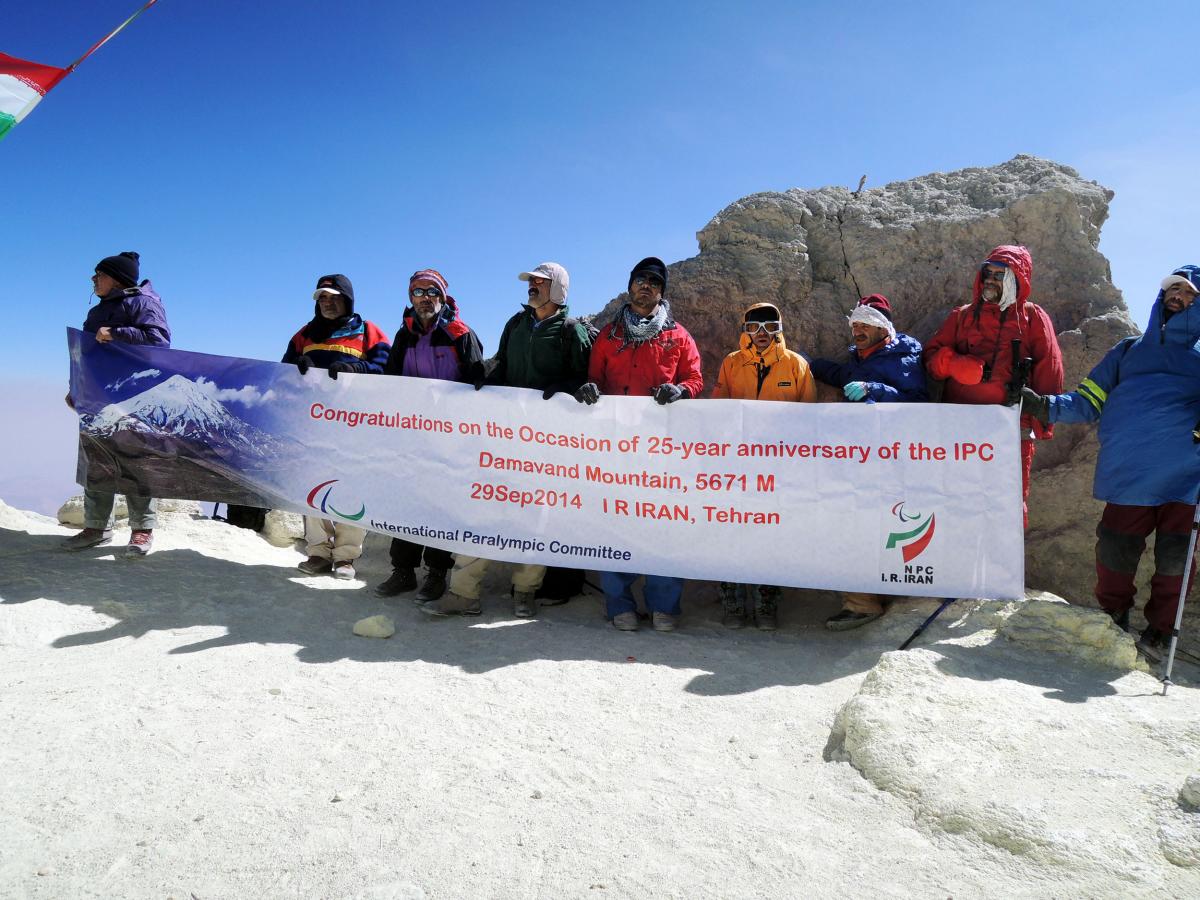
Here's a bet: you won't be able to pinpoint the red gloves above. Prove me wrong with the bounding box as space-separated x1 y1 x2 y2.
930 346 984 385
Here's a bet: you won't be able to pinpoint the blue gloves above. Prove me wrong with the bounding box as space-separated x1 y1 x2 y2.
843 381 869 402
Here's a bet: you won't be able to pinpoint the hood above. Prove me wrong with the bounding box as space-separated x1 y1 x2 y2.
1146 263 1200 342
971 245 1032 307
738 301 788 353
102 279 160 304
312 273 355 318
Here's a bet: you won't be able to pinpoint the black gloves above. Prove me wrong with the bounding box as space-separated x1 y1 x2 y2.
327 360 361 380
574 383 601 405
1019 387 1051 425
295 354 315 376
542 386 559 400
653 383 686 405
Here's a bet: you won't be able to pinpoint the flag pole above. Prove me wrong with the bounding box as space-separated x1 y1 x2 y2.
64 0 160 74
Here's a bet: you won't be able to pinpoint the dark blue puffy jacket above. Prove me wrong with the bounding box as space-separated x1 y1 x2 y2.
1050 267 1200 505
82 281 170 347
809 333 928 402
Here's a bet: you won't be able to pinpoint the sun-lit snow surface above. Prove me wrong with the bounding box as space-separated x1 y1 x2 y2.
1 497 1199 898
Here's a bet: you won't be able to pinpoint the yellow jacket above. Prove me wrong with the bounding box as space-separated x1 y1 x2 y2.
712 331 817 402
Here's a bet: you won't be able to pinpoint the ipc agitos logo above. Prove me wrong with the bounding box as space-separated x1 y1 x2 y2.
307 479 365 521
885 502 936 562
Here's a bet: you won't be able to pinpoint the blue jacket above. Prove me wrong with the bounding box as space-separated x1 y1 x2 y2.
82 281 170 347
1050 276 1200 505
809 333 928 402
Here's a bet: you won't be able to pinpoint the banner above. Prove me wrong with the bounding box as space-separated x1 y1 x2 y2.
69 329 1025 598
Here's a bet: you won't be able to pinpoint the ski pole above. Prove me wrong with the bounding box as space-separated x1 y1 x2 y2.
1162 498 1200 695
899 597 956 650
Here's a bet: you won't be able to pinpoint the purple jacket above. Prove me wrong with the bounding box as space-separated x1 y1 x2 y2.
82 281 171 347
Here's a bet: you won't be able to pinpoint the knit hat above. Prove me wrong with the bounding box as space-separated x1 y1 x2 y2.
518 262 569 304
95 251 140 288
313 273 355 315
410 268 449 299
848 294 896 341
1161 266 1200 294
628 257 668 295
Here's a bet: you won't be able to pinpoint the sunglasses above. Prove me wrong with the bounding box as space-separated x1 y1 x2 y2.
313 289 342 301
410 287 443 299
632 275 664 288
528 276 549 286
742 321 782 335
981 266 1007 281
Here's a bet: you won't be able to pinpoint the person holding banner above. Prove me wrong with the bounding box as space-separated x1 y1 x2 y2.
426 262 588 619
809 294 929 630
62 251 170 556
923 245 1063 528
711 301 816 629
377 269 484 603
575 256 704 632
1020 266 1200 661
283 274 391 580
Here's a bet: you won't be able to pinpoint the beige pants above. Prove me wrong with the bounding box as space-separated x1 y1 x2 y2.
304 516 366 563
842 592 885 615
449 556 546 601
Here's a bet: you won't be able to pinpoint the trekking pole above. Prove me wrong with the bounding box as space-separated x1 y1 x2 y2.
898 598 956 650
1161 487 1200 695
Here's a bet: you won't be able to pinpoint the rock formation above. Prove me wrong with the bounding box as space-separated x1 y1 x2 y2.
596 155 1188 644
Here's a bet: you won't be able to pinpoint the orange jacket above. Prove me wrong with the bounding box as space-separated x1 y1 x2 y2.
712 331 816 402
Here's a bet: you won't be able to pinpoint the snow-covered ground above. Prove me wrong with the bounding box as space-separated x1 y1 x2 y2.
2 499 1199 899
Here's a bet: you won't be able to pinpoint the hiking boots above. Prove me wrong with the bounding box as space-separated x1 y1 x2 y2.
513 590 538 618
124 529 154 558
61 528 113 551
332 560 356 580
652 612 679 633
415 569 448 604
825 609 884 631
298 556 332 575
720 583 745 629
376 568 417 597
419 591 482 617
755 587 781 631
1137 627 1168 663
1109 608 1131 633
612 612 639 632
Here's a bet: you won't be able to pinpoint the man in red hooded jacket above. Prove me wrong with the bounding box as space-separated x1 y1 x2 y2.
923 245 1064 527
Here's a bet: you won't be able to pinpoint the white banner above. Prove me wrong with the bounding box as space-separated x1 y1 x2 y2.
72 333 1025 599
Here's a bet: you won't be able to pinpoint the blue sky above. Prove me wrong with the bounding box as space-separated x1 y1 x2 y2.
3 0 1198 513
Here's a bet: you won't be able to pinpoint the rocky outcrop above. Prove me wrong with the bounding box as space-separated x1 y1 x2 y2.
595 155 1171 628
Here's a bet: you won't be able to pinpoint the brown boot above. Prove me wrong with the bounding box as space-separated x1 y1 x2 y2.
419 591 482 617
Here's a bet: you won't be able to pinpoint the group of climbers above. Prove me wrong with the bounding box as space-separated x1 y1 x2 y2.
63 246 1198 659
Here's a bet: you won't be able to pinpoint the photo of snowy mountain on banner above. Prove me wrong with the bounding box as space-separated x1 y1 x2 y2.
78 372 294 509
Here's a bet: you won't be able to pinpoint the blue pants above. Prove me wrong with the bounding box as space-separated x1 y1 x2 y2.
600 571 683 619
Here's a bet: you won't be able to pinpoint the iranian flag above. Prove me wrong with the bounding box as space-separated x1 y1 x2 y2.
0 53 68 142
0 0 158 144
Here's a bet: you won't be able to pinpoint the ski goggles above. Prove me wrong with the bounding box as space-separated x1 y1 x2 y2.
410 287 444 298
742 321 782 335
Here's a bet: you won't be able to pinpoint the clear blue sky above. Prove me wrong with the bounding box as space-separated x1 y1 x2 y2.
3 0 1198 513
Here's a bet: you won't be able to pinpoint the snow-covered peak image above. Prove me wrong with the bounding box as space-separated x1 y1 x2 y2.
84 373 282 460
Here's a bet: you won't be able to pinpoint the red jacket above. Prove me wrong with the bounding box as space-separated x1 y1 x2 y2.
589 314 704 399
923 245 1064 439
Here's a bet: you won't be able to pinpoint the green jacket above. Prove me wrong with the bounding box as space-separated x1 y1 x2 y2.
489 304 592 393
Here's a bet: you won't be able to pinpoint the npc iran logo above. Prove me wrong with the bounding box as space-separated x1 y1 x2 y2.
881 502 936 585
